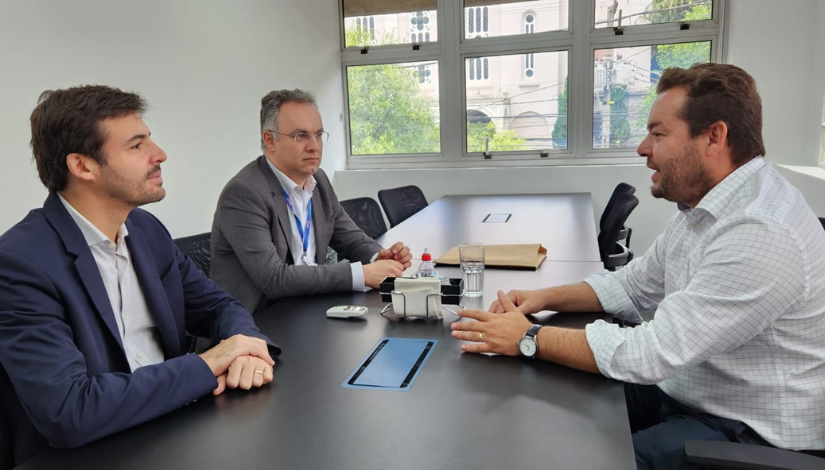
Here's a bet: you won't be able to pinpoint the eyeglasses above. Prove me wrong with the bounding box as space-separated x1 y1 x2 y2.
268 130 329 145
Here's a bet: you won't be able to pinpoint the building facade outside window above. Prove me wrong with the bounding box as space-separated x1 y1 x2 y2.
467 7 490 82
524 12 535 79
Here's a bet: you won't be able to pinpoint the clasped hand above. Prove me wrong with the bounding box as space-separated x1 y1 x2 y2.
198 334 275 396
376 242 412 269
364 242 413 287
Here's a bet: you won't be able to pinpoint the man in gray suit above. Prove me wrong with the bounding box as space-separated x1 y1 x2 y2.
211 89 411 313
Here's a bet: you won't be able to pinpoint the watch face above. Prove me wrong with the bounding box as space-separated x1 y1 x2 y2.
519 338 537 357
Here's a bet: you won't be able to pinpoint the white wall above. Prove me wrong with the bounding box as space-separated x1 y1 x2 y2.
335 0 825 257
0 0 346 236
726 0 825 167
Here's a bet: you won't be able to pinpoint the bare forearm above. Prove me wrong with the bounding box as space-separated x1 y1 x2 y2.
541 282 604 313
536 327 601 374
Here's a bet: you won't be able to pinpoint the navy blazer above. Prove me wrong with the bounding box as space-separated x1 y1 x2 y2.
0 193 280 465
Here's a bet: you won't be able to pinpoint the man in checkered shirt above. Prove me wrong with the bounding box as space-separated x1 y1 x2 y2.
452 63 825 469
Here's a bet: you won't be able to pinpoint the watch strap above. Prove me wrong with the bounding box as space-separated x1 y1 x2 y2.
525 324 542 338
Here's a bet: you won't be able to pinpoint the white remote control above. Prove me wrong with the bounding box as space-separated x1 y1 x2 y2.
326 305 368 318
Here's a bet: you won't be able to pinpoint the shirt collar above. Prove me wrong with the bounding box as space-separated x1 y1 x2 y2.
688 157 766 218
57 193 129 248
265 158 317 195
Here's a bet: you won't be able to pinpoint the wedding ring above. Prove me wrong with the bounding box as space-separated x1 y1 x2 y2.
254 369 264 375
479 332 484 342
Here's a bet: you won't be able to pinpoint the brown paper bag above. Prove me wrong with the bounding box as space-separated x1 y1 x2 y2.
434 244 547 269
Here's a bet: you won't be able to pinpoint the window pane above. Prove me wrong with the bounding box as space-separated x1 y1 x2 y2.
463 1 568 39
593 42 711 149
594 0 712 29
347 62 440 155
343 0 438 47
465 51 568 153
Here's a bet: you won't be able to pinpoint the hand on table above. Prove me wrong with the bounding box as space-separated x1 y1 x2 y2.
198 334 275 394
488 289 547 315
376 242 412 269
363 259 404 288
213 356 275 396
452 291 534 356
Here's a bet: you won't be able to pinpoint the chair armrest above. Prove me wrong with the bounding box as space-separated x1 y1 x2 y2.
684 440 825 470
603 242 631 270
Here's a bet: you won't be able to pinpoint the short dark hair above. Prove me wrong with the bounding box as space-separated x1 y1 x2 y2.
657 63 766 165
259 89 317 150
30 85 147 192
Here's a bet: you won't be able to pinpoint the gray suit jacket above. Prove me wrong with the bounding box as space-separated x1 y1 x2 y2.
211 156 382 313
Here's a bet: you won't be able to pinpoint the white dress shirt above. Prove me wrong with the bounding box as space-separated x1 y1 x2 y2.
266 160 366 290
584 158 825 450
58 194 164 372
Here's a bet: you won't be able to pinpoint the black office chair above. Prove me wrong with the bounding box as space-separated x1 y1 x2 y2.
819 217 825 231
377 185 428 228
600 183 636 250
173 232 214 353
598 191 639 271
340 197 388 239
173 232 212 278
685 439 825 470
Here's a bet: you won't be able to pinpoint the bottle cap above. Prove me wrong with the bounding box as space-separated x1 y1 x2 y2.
422 248 431 261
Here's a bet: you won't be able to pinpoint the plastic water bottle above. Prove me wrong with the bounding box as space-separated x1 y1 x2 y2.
416 248 438 278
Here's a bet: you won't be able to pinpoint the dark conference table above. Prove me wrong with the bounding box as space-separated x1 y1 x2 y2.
21 194 635 470
383 193 602 263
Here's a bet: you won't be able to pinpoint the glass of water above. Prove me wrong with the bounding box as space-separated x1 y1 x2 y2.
459 242 485 297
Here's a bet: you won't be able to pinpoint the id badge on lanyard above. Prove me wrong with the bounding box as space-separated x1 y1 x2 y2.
283 189 312 265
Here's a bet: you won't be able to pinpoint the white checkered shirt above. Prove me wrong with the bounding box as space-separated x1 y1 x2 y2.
584 158 825 450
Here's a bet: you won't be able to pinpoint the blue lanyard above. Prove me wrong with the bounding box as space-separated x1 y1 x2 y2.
282 189 312 265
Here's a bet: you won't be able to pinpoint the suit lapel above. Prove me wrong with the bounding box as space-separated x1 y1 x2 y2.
43 193 125 352
258 157 294 259
311 185 327 265
125 219 180 357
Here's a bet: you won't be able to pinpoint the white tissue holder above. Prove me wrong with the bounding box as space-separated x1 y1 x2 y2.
381 277 443 319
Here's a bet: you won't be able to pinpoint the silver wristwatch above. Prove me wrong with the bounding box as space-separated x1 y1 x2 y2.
518 324 543 358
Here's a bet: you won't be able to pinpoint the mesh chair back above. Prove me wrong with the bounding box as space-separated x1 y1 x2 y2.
173 232 212 277
599 182 636 230
378 185 428 228
600 183 636 249
598 192 639 270
340 197 388 239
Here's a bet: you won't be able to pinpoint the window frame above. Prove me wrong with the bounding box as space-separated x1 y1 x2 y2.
340 0 727 170
821 89 825 166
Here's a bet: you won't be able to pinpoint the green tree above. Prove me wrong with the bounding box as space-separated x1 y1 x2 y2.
345 26 527 156
637 0 711 25
348 62 441 155
551 77 568 148
633 1 712 130
346 28 440 155
609 84 631 146
467 121 528 153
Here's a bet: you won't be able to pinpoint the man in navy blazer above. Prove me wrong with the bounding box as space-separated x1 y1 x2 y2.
0 85 280 466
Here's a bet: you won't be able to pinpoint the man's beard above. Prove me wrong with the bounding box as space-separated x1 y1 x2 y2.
651 142 713 206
